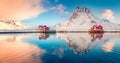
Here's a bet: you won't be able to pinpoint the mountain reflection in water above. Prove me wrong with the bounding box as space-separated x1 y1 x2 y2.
56 33 120 55
0 33 120 63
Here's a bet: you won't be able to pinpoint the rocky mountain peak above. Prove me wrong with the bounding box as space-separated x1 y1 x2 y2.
75 7 90 13
70 7 92 20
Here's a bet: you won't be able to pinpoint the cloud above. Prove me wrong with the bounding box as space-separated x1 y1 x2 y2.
102 9 115 21
50 4 69 14
0 0 45 22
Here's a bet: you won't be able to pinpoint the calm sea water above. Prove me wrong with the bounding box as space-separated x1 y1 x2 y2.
0 33 120 63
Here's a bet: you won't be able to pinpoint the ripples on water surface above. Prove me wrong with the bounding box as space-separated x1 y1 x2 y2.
0 33 120 63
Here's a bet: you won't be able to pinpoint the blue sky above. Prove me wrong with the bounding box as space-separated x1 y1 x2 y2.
23 0 120 26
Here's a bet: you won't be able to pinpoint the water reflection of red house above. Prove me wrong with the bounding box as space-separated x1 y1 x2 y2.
39 33 49 40
38 25 49 31
91 33 103 39
90 33 103 41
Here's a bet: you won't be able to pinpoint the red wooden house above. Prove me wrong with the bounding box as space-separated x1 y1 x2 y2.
38 25 49 31
90 25 103 31
89 25 104 33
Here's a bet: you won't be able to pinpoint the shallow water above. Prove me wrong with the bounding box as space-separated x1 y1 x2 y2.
0 33 120 63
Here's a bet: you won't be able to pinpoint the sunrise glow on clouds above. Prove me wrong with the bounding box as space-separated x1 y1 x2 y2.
102 9 115 21
0 0 45 21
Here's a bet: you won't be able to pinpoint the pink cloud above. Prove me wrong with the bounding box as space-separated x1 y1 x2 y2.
102 9 115 21
0 0 45 22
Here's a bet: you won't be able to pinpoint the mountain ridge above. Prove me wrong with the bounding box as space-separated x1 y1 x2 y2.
0 20 25 30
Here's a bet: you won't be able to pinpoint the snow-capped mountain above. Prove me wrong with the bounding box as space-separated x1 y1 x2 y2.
56 7 120 31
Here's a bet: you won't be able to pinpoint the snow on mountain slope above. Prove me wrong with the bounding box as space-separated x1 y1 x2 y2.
56 7 120 31
0 20 25 30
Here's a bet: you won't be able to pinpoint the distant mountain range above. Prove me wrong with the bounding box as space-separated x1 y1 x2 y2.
0 20 25 30
56 7 120 31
